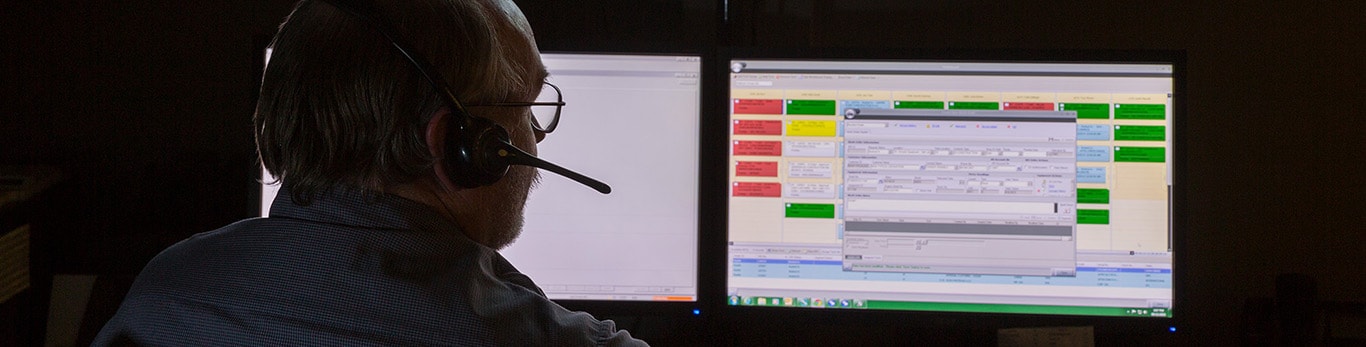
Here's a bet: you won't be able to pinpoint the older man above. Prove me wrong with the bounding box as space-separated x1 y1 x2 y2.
94 0 644 345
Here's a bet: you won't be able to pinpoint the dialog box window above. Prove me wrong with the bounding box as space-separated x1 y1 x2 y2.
841 109 1079 277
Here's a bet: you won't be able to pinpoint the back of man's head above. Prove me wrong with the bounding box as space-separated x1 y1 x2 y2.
255 0 539 204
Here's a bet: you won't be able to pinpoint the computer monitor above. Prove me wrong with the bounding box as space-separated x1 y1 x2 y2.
717 49 1183 329
262 52 702 305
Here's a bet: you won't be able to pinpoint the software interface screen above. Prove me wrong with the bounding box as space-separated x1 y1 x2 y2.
264 53 701 302
725 58 1175 317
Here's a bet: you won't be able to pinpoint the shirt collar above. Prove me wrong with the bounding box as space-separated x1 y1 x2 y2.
268 185 544 296
269 185 459 237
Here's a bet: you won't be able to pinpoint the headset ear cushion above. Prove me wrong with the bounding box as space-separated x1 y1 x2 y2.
444 115 511 188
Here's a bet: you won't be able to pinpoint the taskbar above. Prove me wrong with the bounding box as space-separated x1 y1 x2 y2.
551 294 696 302
727 296 1172 318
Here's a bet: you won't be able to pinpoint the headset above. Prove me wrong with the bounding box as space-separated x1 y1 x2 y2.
309 0 610 194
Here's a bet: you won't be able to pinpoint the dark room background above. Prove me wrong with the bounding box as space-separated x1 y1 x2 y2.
3 0 1363 344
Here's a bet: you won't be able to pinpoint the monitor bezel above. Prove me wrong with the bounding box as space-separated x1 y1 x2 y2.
252 39 711 318
703 47 1188 335
527 48 710 317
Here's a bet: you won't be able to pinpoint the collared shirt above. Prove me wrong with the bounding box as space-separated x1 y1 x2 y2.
94 187 647 346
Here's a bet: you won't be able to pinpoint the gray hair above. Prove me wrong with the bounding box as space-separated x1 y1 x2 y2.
254 0 538 204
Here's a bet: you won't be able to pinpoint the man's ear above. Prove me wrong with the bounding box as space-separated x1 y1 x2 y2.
426 108 460 193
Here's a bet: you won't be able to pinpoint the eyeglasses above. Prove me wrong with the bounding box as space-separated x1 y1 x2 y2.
467 81 565 133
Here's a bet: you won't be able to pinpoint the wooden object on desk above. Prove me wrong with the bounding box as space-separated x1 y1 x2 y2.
0 165 63 347
0 225 29 304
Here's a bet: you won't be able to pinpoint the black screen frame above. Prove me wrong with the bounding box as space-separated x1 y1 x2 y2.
525 47 711 319
253 39 714 320
702 47 1189 338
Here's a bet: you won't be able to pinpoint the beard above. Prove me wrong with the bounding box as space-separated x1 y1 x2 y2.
478 163 540 250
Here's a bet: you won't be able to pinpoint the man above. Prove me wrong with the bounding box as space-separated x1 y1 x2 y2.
94 0 646 345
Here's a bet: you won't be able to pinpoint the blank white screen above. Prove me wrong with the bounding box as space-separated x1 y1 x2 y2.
260 53 701 302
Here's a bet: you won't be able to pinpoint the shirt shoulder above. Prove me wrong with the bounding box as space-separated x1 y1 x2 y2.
94 191 648 346
93 217 491 345
473 253 650 346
